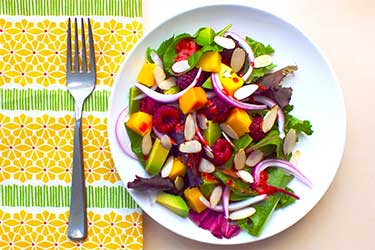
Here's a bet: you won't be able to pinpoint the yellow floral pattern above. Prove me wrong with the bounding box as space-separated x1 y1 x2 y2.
0 16 143 249
0 18 143 87
0 113 120 184
0 209 143 249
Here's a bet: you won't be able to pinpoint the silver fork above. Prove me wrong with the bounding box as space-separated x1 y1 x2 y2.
66 18 96 241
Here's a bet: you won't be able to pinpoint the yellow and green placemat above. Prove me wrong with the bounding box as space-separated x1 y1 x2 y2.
0 1 143 249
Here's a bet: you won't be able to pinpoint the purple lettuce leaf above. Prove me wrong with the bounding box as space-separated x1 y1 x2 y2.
257 65 298 88
127 175 177 193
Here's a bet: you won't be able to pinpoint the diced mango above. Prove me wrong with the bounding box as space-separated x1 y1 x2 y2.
184 187 207 213
179 87 207 114
137 63 156 87
169 158 186 180
219 64 244 96
196 51 222 72
126 111 153 136
225 108 252 137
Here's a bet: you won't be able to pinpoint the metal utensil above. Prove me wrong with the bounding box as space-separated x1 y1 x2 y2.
66 17 96 241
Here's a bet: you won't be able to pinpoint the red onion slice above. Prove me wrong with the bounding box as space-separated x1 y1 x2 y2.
253 95 286 139
200 194 267 212
211 73 267 110
253 159 313 188
115 107 138 160
134 68 202 103
222 186 230 219
224 31 255 82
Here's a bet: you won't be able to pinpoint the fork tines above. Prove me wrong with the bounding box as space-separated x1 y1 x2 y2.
66 18 95 74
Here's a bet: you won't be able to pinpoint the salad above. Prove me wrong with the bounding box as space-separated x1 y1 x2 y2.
116 25 313 239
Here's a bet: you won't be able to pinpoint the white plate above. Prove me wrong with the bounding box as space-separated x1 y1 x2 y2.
107 4 346 245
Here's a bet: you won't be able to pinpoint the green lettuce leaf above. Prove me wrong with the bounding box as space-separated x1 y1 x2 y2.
284 105 314 135
277 187 297 208
245 36 276 83
194 27 215 46
125 126 145 165
250 130 285 159
246 37 275 57
187 43 223 69
237 168 293 236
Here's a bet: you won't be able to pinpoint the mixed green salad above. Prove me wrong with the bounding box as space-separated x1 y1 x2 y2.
115 25 313 239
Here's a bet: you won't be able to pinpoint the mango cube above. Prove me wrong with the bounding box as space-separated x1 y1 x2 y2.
179 87 207 114
126 111 153 136
184 187 207 213
169 158 186 180
137 63 156 87
196 51 222 72
224 108 252 137
219 64 244 96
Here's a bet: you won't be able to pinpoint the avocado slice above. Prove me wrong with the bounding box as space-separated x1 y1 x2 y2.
203 121 221 146
129 87 142 114
156 192 189 218
145 138 170 175
234 134 253 151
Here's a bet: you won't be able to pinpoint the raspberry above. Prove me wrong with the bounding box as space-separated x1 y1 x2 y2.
249 115 267 141
139 97 161 115
176 69 211 90
211 139 232 166
202 97 232 123
153 106 180 133
175 38 200 61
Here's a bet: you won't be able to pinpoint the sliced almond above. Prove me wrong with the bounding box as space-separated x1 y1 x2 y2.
229 207 256 220
234 149 246 170
245 149 264 167
153 65 166 85
220 123 239 140
160 134 172 149
230 47 246 73
161 156 174 178
254 55 273 68
233 84 258 100
290 150 301 166
158 77 176 90
210 186 223 207
171 60 190 74
214 35 236 49
141 133 152 155
174 176 184 191
236 170 254 183
150 50 163 68
204 147 214 159
221 131 236 148
283 129 297 155
179 140 202 153
222 69 232 78
198 158 215 173
197 113 208 130
184 114 196 141
262 105 278 133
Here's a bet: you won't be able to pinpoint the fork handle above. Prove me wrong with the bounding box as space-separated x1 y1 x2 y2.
67 116 87 241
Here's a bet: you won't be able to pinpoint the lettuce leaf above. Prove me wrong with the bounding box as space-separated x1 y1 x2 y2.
125 126 145 165
245 36 276 83
250 130 285 159
284 105 314 135
127 175 177 193
246 37 275 57
277 187 297 208
237 168 293 236
162 33 191 75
